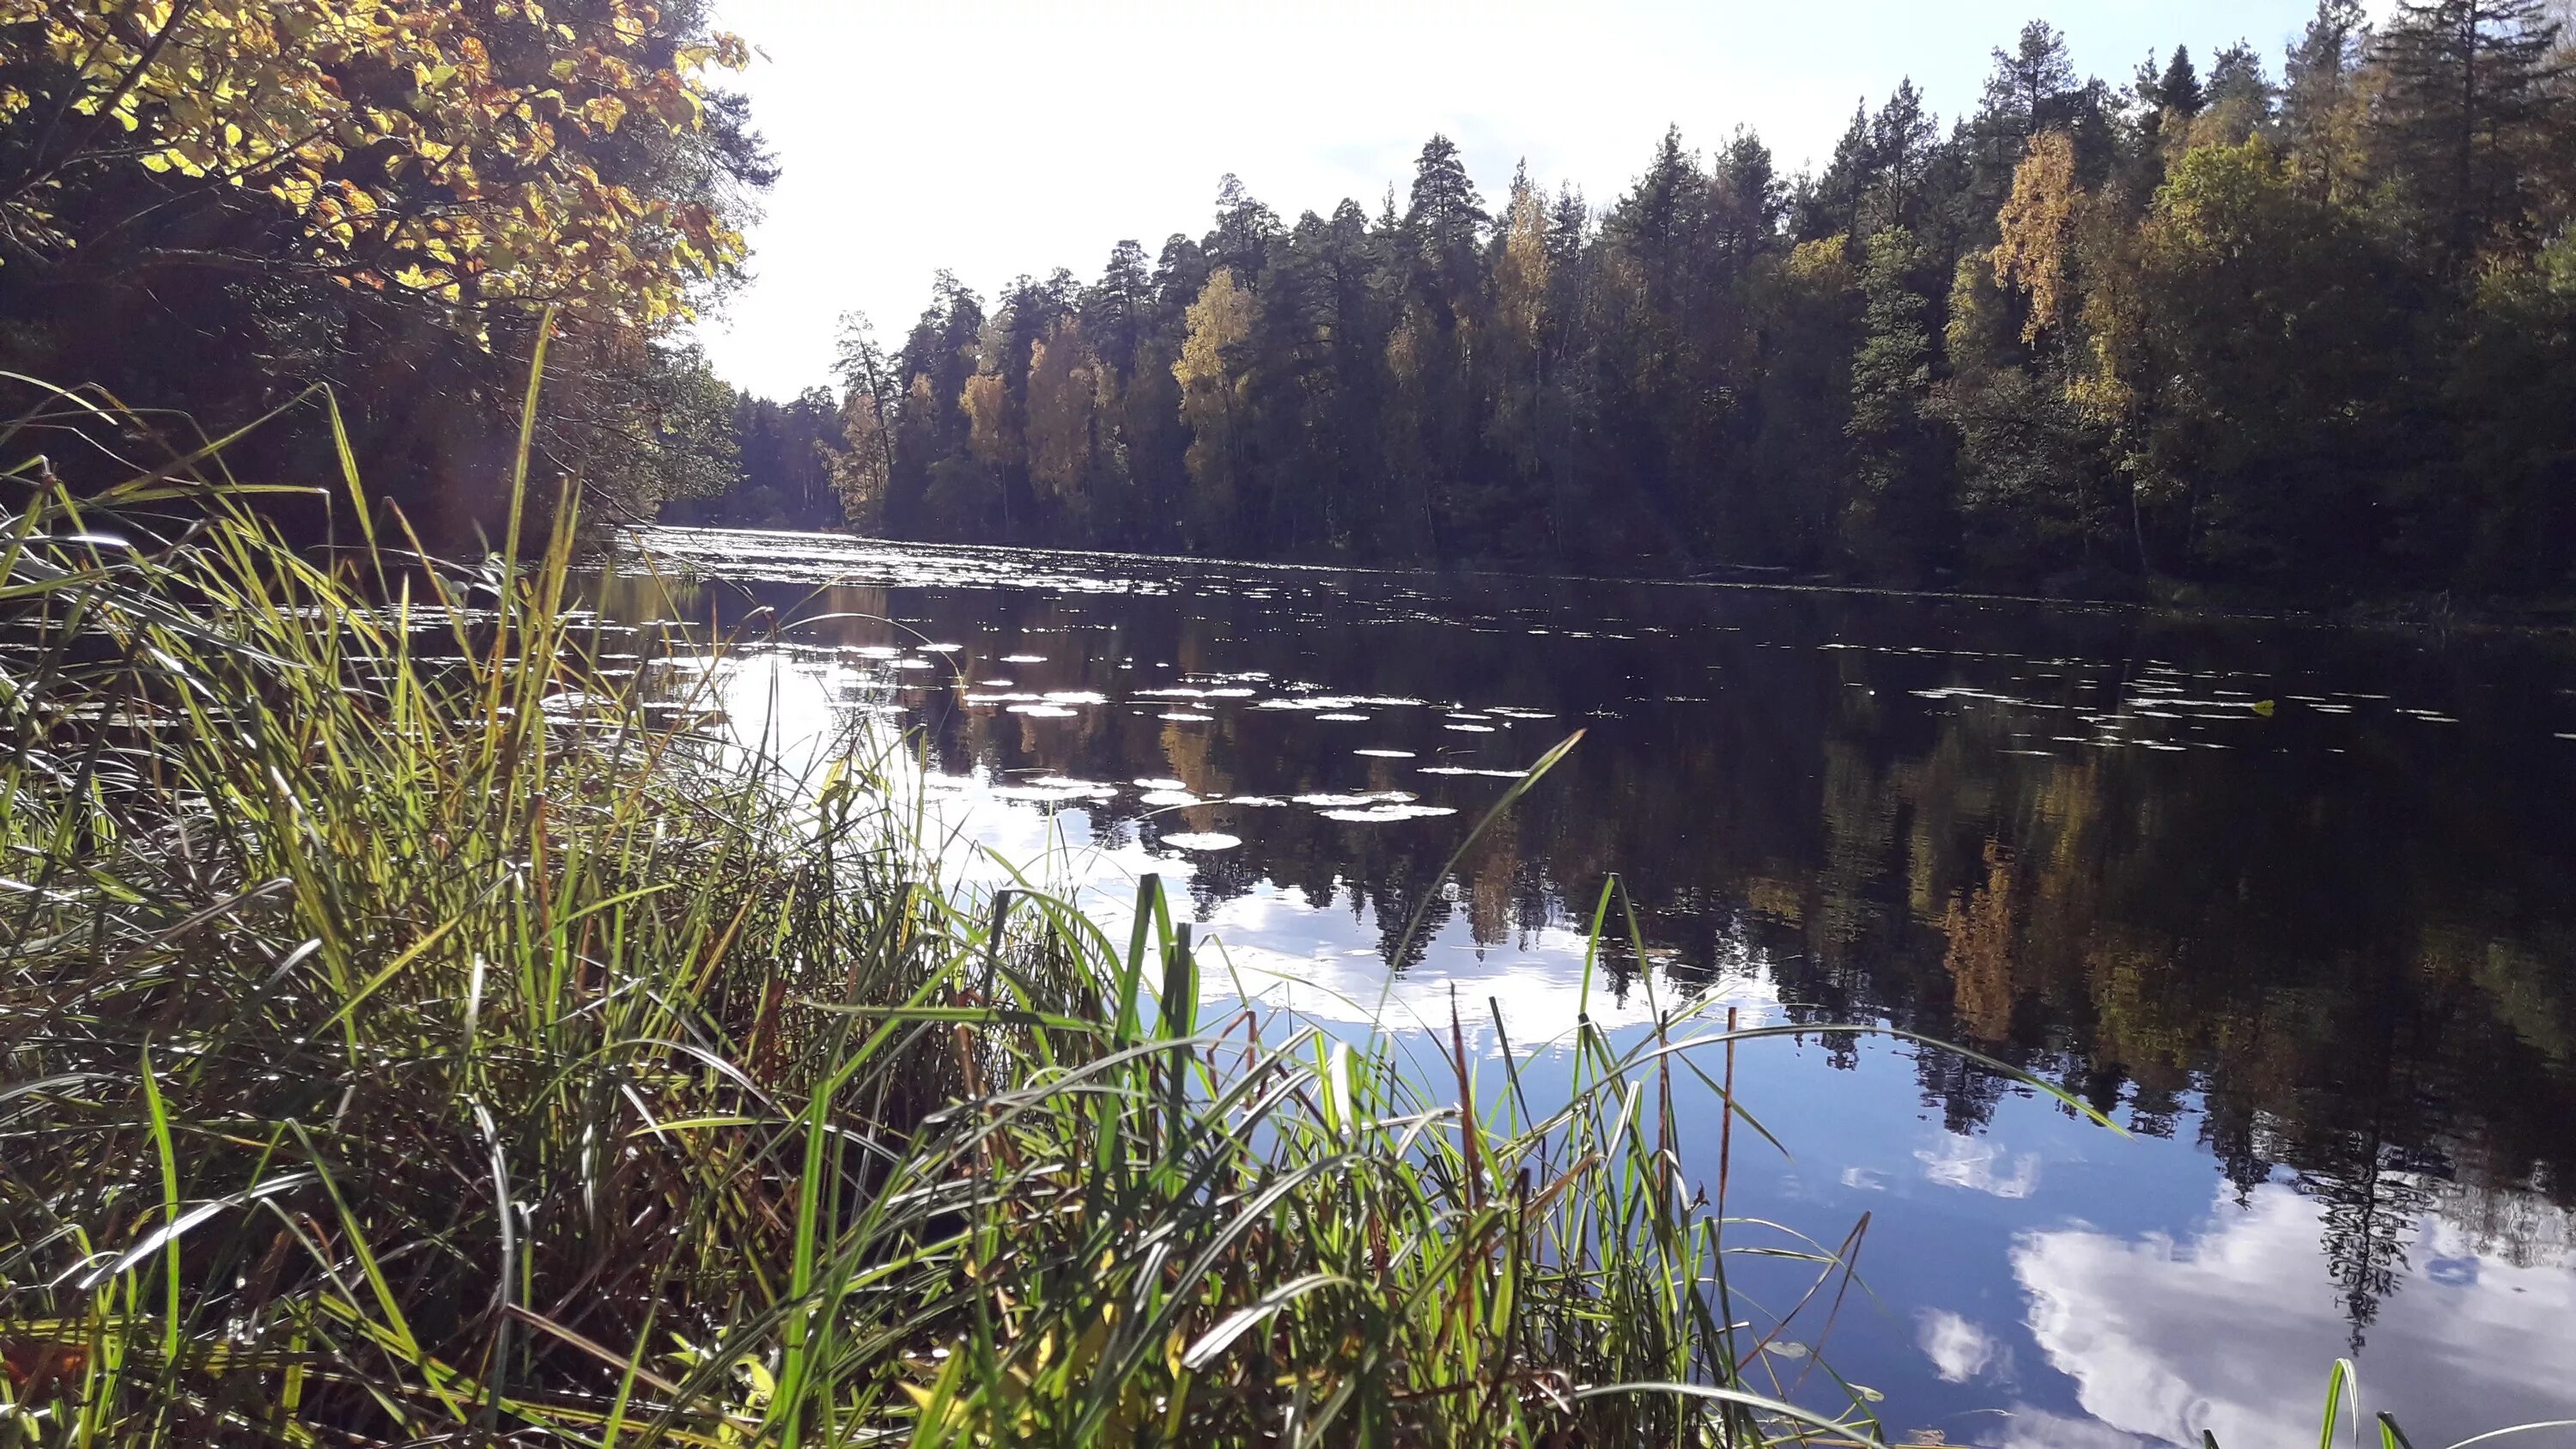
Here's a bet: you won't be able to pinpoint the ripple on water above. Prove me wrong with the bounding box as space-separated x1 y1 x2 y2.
1161 832 1242 852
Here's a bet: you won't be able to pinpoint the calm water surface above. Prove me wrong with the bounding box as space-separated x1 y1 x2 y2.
601 526 2576 1447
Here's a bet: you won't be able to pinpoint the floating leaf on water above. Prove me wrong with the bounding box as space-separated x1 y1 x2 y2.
1293 792 1416 807
1319 805 1458 823
1139 790 1201 807
1134 777 1188 790
1162 832 1242 852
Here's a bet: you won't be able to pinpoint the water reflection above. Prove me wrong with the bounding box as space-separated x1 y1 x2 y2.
592 527 2576 1445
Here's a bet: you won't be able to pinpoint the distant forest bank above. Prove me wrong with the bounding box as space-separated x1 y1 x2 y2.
3 3 2571 607
678 2 2576 606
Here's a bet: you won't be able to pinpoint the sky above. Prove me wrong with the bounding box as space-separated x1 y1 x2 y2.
694 0 2393 400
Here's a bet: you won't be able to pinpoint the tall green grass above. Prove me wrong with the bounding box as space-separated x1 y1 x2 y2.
3 370 2561 1449
0 373 1908 1446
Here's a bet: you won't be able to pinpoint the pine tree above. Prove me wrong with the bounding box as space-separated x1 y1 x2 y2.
2201 43 2278 143
2159 47 2208 120
1867 81 1942 232
1980 21 2081 160
1796 102 1875 240
2283 1 2372 202
830 312 900 530
1708 131 1783 265
1207 174 1282 280
1403 134 1491 308
2374 0 2572 259
1081 240 1153 381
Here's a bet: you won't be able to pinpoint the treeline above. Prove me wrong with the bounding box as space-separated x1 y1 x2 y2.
718 2 2574 596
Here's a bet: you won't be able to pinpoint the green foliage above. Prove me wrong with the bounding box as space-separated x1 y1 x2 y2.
0 0 771 551
2452 230 2576 588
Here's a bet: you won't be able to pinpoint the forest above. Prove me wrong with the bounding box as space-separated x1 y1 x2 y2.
3 3 2571 591
687 1 2576 601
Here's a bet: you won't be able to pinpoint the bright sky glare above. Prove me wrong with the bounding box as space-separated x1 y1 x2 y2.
697 0 2391 400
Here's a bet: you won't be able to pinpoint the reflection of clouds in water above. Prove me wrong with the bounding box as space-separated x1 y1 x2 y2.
1917 1136 2042 1200
2014 1183 2576 1449
1193 892 1778 1039
1980 1403 2157 1449
838 746 1776 1041
1916 1308 2004 1385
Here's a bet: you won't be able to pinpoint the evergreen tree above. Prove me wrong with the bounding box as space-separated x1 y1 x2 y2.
2283 1 2373 203
1082 240 1154 381
1403 134 1492 309
1207 175 1284 279
1979 21 2081 161
2157 47 2208 120
1796 102 1877 241
2374 0 2573 259
1867 81 1943 232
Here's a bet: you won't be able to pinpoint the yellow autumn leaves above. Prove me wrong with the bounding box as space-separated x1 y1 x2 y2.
0 0 749 328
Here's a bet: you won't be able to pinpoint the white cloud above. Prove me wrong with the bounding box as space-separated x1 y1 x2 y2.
1918 1135 2042 1200
2013 1182 2576 1449
1983 1403 2160 1449
1917 1307 2003 1385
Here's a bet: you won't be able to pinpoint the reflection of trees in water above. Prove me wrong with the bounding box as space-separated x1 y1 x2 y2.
618 562 2576 1342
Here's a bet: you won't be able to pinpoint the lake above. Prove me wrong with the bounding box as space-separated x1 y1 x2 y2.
598 526 2576 1448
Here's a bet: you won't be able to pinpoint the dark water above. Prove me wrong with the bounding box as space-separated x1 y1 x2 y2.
600 526 2576 1447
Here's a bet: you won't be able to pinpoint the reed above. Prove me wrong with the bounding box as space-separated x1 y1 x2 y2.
0 370 1908 1446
